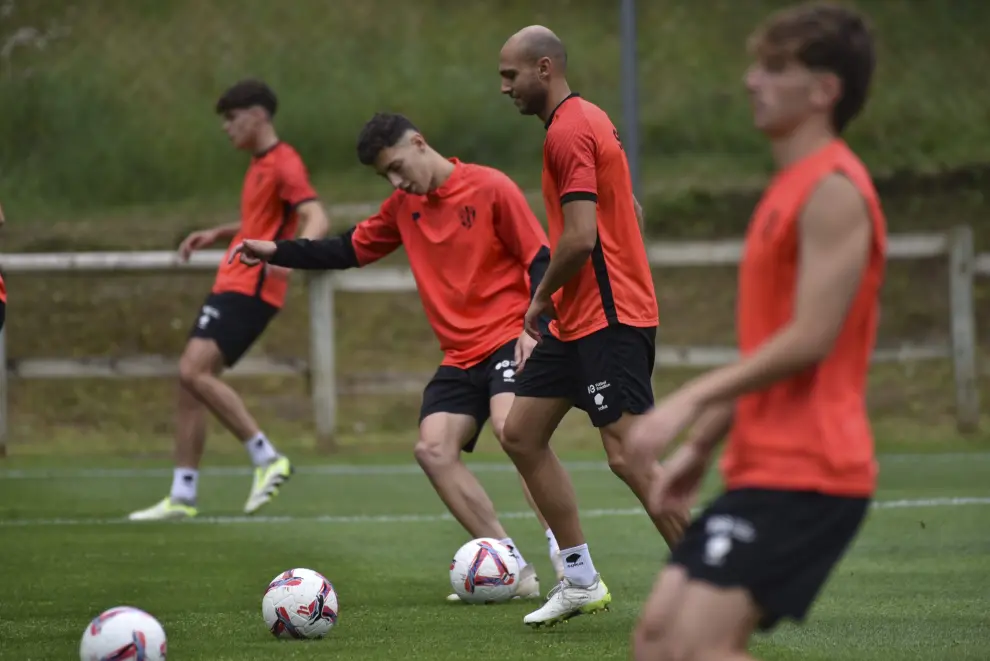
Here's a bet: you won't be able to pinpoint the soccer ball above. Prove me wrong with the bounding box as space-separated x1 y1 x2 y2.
79 606 167 661
449 537 520 604
262 568 339 639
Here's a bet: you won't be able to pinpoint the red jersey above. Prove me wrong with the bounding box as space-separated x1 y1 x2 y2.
350 159 549 368
721 140 887 497
0 273 5 303
213 142 317 308
542 93 658 341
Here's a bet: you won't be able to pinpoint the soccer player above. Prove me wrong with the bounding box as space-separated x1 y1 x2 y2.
129 79 330 521
628 4 883 659
230 112 564 600
496 25 691 627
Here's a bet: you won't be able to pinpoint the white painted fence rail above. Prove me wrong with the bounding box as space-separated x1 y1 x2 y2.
0 226 980 452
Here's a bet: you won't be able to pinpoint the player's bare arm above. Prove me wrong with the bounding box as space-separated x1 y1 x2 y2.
294 200 330 240
631 173 874 450
178 222 241 261
633 195 644 231
523 199 597 339
645 403 733 515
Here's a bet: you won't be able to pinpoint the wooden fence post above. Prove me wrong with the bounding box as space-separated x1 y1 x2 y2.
307 272 338 452
948 225 979 433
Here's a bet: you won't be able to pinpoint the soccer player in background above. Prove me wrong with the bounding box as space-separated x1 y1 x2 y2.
496 26 690 627
629 4 884 659
231 112 564 600
129 79 330 522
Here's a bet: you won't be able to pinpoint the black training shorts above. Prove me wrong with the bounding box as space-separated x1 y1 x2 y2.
188 292 279 367
513 323 656 427
419 339 519 452
669 487 870 631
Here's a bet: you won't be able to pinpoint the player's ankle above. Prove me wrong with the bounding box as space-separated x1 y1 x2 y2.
545 528 559 555
499 537 528 570
560 543 597 586
245 432 278 466
170 467 198 503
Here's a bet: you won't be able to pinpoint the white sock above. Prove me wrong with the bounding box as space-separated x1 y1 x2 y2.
500 537 528 570
170 468 198 504
560 543 598 587
546 528 560 558
245 432 278 466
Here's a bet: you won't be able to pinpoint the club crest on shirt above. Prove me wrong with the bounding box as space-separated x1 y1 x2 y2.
459 205 476 229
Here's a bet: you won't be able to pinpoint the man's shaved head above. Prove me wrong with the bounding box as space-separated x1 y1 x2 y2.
503 25 567 71
499 25 569 119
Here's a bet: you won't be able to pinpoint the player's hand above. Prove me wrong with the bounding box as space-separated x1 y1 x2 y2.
649 441 711 516
178 229 218 262
627 389 703 458
228 239 278 266
514 330 538 373
523 293 555 342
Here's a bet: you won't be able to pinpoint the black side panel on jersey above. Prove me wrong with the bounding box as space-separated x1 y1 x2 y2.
590 235 618 324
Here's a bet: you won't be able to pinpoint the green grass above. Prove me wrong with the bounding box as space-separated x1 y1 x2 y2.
1 447 988 660
3 0 990 217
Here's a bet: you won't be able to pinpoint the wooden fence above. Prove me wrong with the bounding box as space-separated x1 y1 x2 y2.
0 226 979 452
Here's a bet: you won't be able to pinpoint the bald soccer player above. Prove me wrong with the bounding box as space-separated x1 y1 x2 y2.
497 26 690 627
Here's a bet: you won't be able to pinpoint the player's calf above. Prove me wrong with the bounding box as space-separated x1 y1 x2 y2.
601 418 691 549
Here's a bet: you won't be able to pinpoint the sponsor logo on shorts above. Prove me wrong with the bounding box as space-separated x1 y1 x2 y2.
703 515 756 567
197 305 221 330
588 380 611 411
494 359 517 383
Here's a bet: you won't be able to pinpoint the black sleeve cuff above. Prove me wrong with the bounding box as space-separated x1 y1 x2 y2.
560 191 598 205
270 228 359 270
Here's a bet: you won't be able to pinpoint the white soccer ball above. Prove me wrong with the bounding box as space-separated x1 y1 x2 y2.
449 537 520 604
262 568 339 639
79 606 167 661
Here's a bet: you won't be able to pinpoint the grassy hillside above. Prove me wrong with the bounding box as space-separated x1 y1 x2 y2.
1 0 989 219
2 0 989 453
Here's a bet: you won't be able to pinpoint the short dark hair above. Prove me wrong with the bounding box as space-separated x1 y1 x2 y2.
749 2 875 133
215 79 278 117
356 113 419 165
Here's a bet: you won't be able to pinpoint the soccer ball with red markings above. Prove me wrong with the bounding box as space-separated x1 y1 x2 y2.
79 606 167 661
262 568 339 639
449 537 520 604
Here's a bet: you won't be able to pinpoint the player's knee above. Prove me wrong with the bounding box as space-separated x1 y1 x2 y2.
604 443 634 481
178 340 222 392
414 437 459 471
489 416 507 444
177 357 209 393
633 619 693 661
498 415 531 459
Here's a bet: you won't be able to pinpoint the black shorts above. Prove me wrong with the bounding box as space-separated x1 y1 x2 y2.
0 300 5 332
513 324 656 427
419 340 518 453
669 488 871 631
188 292 279 367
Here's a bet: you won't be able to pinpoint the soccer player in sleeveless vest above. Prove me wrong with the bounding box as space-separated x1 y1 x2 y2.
628 5 884 659
231 112 566 600
498 26 691 627
128 80 330 522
